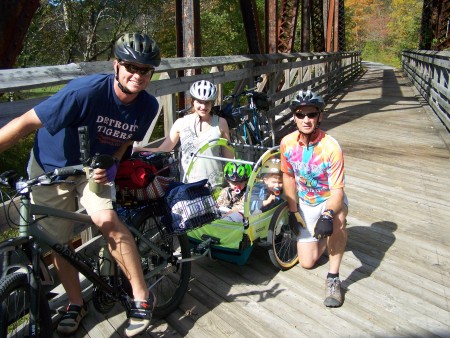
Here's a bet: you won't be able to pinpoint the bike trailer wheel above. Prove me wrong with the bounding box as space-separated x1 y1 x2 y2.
267 203 298 270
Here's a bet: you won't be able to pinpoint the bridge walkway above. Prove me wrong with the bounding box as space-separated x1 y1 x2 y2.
52 61 450 337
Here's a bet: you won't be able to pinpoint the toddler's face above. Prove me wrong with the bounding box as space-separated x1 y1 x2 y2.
228 180 247 193
263 175 283 195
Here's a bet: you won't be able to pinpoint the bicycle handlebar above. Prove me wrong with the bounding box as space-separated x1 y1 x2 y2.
223 87 259 102
0 165 85 191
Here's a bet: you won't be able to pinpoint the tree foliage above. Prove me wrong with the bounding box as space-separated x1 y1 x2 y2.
345 0 423 67
18 0 167 66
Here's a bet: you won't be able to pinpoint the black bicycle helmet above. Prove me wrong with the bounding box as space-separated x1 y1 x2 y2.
114 32 161 67
190 80 218 101
223 162 252 182
289 90 325 111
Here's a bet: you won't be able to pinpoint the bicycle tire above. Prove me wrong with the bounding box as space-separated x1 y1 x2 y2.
267 204 298 270
130 207 191 318
0 272 52 338
254 111 275 147
230 123 253 145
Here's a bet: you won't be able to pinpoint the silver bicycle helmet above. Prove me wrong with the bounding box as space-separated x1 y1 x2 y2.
190 80 218 101
289 90 325 111
114 32 161 67
261 158 281 175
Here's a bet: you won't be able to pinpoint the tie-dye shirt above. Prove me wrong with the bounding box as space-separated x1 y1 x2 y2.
280 129 345 206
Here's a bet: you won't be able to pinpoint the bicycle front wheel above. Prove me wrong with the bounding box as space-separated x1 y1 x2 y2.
130 207 191 318
0 272 52 338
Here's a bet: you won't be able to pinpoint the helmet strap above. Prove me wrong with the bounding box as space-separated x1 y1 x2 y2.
115 66 132 94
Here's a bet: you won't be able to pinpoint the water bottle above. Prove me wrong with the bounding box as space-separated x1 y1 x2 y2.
89 173 103 194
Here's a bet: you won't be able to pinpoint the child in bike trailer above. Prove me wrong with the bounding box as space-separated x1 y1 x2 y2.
250 158 284 214
216 162 252 223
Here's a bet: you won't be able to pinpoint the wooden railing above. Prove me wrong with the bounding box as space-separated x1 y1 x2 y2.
0 52 362 310
0 51 362 143
0 51 361 232
402 50 450 132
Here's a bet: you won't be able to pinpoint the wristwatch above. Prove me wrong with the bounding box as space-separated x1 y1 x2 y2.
323 209 335 218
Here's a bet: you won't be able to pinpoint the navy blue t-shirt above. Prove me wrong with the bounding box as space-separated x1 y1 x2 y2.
33 74 158 171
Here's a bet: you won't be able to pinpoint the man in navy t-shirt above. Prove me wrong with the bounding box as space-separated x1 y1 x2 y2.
0 32 161 337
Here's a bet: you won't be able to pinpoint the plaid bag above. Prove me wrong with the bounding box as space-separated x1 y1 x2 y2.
164 179 221 234
128 176 175 200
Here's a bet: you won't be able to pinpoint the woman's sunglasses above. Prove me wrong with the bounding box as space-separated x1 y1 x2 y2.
119 61 154 76
294 111 320 119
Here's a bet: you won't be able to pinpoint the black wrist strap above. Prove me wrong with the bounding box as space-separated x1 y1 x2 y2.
323 209 335 218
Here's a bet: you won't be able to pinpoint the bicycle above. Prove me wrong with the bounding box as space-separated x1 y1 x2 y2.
0 141 192 337
221 79 274 147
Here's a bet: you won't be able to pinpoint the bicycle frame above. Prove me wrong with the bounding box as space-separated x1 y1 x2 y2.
0 187 172 298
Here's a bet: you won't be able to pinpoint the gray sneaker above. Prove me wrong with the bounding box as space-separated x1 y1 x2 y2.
324 277 343 307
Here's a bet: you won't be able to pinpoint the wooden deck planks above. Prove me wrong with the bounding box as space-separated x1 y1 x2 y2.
49 62 450 337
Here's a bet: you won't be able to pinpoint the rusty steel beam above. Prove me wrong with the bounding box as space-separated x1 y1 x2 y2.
265 0 278 54
0 0 40 69
239 0 263 54
176 0 201 58
301 0 311 52
419 0 450 50
326 0 335 51
311 0 325 52
175 0 201 108
277 0 300 53
436 0 450 50
333 0 339 51
338 0 345 51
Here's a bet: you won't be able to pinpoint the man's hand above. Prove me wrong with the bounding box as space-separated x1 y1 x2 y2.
288 211 305 236
314 211 334 239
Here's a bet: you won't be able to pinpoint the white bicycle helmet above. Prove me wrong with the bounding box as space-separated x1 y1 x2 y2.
189 80 218 101
289 90 325 111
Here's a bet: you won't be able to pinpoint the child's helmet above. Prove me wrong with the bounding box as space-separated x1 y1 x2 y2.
223 162 252 182
190 80 218 101
261 158 281 175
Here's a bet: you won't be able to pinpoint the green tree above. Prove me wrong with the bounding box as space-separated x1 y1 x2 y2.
387 0 422 55
18 0 167 66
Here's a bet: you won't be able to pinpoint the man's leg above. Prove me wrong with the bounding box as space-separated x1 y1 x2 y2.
90 209 148 300
297 240 327 269
327 206 348 273
52 248 83 305
28 153 88 334
53 250 88 334
90 209 153 336
324 205 348 307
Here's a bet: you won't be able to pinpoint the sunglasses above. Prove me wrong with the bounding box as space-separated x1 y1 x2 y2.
294 111 320 119
119 62 154 76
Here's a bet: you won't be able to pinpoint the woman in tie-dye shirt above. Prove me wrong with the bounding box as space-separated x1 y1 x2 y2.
280 90 348 308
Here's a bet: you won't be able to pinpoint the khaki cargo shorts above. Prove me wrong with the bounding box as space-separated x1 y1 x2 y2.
27 151 115 243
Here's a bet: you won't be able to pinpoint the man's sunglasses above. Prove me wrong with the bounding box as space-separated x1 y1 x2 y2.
119 62 154 76
293 111 320 119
